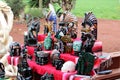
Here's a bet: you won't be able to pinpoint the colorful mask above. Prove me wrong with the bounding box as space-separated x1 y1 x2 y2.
73 41 82 52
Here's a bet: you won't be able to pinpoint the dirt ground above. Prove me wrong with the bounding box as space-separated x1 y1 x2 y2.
10 18 120 53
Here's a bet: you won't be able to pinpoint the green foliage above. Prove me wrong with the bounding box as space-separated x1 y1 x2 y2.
25 8 43 18
24 0 39 8
71 0 120 20
4 0 25 18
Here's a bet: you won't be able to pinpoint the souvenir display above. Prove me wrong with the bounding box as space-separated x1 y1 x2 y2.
0 1 13 56
61 35 73 53
0 1 104 79
81 12 97 39
61 61 76 73
0 62 5 78
41 72 54 80
73 41 82 56
35 51 49 65
76 52 95 75
24 17 40 46
44 33 53 50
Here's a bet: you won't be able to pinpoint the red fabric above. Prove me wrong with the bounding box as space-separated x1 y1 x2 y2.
7 55 20 66
28 60 76 80
27 46 35 57
38 34 46 42
93 58 102 69
92 41 102 52
38 34 55 42
60 54 78 64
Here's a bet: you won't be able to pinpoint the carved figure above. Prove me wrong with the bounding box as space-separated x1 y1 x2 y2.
0 1 13 56
24 17 40 46
81 12 97 39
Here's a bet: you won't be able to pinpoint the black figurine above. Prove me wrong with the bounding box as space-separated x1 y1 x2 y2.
24 17 40 46
9 42 21 56
17 49 32 80
35 51 49 65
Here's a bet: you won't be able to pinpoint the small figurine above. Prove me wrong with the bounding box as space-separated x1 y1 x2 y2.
44 33 53 50
17 50 32 80
46 3 57 34
61 35 73 53
24 17 40 46
75 52 95 75
81 33 95 53
81 12 97 40
35 51 49 65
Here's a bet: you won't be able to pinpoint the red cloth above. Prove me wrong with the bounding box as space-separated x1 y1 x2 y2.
27 46 35 57
38 34 46 42
38 34 55 42
92 41 102 52
7 55 20 66
28 60 76 80
60 54 78 64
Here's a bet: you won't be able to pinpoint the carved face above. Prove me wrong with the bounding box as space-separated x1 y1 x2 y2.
73 41 82 52
0 1 13 55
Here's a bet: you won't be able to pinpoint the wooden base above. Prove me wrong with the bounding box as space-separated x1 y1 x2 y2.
92 52 120 80
92 68 120 80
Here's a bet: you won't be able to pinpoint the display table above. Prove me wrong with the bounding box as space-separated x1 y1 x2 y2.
27 51 103 80
26 34 104 80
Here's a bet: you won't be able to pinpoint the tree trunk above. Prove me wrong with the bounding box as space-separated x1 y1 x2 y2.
39 0 42 8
